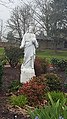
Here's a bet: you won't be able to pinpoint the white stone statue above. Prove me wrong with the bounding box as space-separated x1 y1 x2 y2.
20 25 38 83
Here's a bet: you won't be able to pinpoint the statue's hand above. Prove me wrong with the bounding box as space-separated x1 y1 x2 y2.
20 46 22 49
32 41 36 47
32 40 38 48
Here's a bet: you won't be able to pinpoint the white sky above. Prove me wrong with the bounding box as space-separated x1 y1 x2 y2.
0 0 32 27
0 0 31 22
0 0 31 38
0 0 21 23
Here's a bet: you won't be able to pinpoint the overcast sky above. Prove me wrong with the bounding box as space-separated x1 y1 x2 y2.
0 0 21 23
0 0 32 22
0 0 31 37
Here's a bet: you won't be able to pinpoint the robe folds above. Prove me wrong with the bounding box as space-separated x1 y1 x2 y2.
20 33 38 69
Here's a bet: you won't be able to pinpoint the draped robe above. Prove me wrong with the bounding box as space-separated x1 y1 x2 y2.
20 33 38 69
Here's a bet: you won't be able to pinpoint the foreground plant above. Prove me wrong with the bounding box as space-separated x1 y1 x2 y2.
4 46 23 68
9 80 22 92
44 73 62 91
45 91 67 105
51 58 67 71
9 95 28 107
18 76 49 106
30 93 67 119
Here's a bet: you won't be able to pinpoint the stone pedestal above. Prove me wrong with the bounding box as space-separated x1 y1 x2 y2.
20 64 35 83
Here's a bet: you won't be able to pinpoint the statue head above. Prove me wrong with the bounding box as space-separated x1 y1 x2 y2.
29 25 35 33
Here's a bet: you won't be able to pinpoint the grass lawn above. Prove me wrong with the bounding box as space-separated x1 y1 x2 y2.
37 49 67 61
0 47 67 61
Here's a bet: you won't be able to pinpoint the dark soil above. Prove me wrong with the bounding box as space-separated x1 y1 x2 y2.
0 65 30 119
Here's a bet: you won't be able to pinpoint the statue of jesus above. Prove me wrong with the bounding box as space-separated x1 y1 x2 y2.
20 25 38 83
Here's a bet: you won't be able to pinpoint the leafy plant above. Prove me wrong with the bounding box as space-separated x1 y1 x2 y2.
45 91 67 105
9 95 28 107
51 58 59 67
57 60 67 71
0 61 3 88
0 54 7 65
9 80 22 92
65 68 67 79
4 46 24 68
18 76 49 106
64 83 67 93
51 58 67 71
64 84 67 89
30 93 67 119
44 73 62 91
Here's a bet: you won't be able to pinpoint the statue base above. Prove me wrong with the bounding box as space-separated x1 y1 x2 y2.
20 64 35 83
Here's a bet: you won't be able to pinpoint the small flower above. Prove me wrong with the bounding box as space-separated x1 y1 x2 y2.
59 116 64 119
35 116 39 119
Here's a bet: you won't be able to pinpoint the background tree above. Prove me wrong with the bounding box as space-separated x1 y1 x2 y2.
49 0 67 35
7 31 15 42
7 4 34 42
6 0 67 49
49 0 67 49
34 0 67 49
34 0 52 36
0 0 14 8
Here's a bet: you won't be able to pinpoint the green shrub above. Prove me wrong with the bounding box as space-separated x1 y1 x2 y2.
18 76 49 107
30 93 67 119
4 46 24 68
51 58 67 71
64 84 67 89
9 80 22 92
0 61 3 88
9 95 28 107
65 68 67 77
64 69 67 92
0 54 7 65
64 83 67 93
45 91 67 105
44 73 62 91
57 59 67 71
51 58 59 67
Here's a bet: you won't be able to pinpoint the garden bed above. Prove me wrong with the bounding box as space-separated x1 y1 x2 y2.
0 65 67 119
0 66 30 119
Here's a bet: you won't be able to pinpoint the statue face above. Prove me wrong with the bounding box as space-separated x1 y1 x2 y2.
29 25 34 33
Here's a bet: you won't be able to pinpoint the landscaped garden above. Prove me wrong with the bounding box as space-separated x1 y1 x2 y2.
0 47 67 119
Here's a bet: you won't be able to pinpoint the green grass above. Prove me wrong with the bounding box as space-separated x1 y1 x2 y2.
0 47 5 56
36 49 67 60
0 47 67 61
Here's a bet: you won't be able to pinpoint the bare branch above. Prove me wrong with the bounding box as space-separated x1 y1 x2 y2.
20 0 46 30
0 0 14 9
